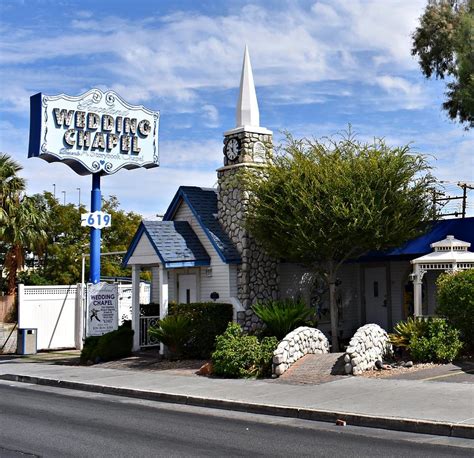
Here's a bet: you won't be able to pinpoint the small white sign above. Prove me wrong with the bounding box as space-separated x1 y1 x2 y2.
87 282 118 336
253 141 266 163
81 211 111 229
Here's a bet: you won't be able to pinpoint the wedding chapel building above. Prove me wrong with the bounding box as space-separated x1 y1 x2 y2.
123 48 474 350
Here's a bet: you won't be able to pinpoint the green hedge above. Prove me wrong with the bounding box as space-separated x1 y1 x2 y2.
80 322 134 364
169 302 233 358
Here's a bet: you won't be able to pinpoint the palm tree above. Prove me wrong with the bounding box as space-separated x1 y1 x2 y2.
0 153 48 295
0 153 26 222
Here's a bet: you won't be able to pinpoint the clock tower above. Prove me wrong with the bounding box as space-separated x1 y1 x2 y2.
217 46 278 320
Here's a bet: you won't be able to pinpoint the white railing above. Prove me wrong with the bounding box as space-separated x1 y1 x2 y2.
139 315 160 348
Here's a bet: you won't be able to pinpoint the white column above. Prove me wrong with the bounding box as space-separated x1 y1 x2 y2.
74 283 84 350
159 266 168 355
131 265 141 352
413 265 423 317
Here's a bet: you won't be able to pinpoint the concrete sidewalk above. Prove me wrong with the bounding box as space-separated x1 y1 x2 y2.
0 358 473 439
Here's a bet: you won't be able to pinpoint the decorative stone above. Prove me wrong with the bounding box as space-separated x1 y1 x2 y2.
272 327 329 377
344 323 392 376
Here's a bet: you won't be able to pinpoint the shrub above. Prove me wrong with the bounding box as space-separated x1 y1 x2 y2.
212 323 278 378
409 318 463 363
80 323 134 364
437 269 474 349
80 336 100 363
252 299 314 340
389 317 428 348
169 302 233 358
148 315 192 358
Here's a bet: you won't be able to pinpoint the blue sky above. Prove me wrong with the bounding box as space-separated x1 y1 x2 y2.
0 0 472 218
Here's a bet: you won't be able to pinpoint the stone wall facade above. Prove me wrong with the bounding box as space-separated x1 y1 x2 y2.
272 326 329 376
344 323 392 375
218 130 279 327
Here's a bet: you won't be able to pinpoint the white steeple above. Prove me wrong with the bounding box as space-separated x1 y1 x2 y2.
236 45 260 128
224 46 271 136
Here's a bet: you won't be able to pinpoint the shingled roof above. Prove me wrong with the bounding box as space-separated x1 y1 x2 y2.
163 186 241 264
123 220 211 268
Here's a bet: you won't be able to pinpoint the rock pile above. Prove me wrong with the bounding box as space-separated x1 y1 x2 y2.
344 323 392 375
272 326 329 376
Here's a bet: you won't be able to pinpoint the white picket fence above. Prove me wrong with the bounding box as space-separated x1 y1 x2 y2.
18 283 150 351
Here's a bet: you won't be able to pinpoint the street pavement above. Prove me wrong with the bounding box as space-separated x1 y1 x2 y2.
1 381 472 457
0 353 473 439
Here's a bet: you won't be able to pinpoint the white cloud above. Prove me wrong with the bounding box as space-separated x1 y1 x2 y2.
0 0 429 113
375 75 426 109
201 104 220 128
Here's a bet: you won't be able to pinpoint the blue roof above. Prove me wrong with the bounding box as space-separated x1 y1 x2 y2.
163 186 241 264
123 220 211 268
359 217 474 262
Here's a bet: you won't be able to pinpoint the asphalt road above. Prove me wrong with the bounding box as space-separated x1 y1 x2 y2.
0 381 472 457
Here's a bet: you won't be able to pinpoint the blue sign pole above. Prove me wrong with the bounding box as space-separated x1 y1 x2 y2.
89 173 101 283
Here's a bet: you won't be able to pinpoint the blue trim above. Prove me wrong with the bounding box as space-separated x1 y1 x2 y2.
122 221 211 268
122 222 168 267
164 260 211 268
28 93 42 158
143 228 167 266
122 222 146 266
180 192 229 264
163 187 241 264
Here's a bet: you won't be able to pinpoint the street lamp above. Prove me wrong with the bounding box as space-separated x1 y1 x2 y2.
77 187 81 208
53 183 56 198
61 190 66 206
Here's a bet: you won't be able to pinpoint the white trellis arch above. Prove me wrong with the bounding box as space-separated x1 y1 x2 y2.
410 235 474 316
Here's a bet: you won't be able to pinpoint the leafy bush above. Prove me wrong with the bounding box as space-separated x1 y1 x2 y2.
409 318 463 363
437 269 474 349
252 299 314 340
80 323 134 364
148 315 192 358
169 302 233 358
389 317 428 348
212 323 278 378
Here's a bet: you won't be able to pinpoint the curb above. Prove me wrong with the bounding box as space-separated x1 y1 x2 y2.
2 373 473 440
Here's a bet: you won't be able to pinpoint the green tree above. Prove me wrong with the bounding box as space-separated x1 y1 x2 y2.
412 0 474 128
101 195 142 279
21 193 143 285
38 192 89 284
245 133 436 350
0 153 48 294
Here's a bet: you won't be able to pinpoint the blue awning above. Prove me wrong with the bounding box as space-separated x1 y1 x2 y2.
358 217 474 262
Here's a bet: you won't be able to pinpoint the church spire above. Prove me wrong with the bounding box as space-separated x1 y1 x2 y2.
236 45 260 128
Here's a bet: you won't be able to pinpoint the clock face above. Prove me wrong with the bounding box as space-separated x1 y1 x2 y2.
225 138 240 161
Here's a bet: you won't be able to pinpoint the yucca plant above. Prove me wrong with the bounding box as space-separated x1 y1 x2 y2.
252 299 313 340
148 315 192 358
389 317 428 348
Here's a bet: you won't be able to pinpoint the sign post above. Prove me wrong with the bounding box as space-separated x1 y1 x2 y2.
28 88 160 334
90 173 101 284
